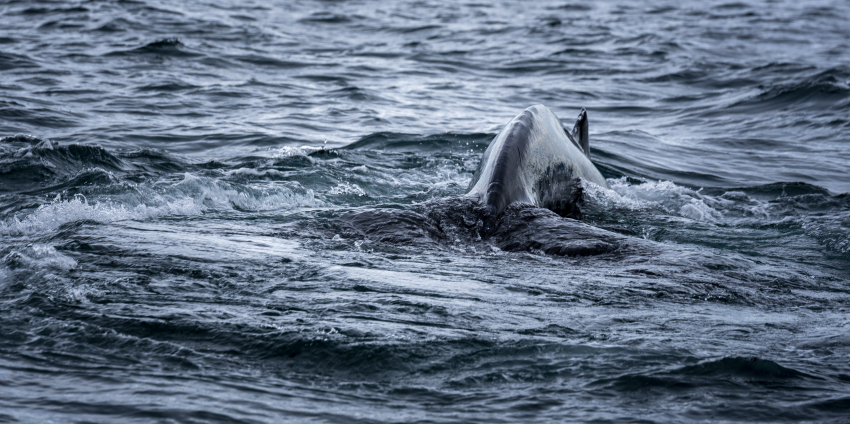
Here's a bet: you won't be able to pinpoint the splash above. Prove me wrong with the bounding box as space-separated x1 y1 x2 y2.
268 146 320 158
583 177 722 222
329 182 367 196
1 172 325 235
3 243 77 271
0 193 196 235
157 173 322 211
2 194 139 235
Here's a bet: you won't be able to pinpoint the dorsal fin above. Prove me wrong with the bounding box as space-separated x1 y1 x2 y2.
563 108 590 159
573 108 590 159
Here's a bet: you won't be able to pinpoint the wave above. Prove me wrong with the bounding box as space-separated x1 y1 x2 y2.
1 136 126 193
16 6 89 16
803 214 850 256
583 177 850 257
298 12 360 24
673 356 815 380
731 67 850 112
586 177 847 220
3 243 77 272
0 136 204 193
328 182 367 197
0 100 81 129
229 54 312 69
1 172 323 235
92 17 143 33
105 38 202 58
118 148 190 174
326 86 388 102
807 396 850 413
583 178 724 222
0 194 193 236
0 51 40 71
593 356 817 395
135 81 199 92
343 132 493 153
152 172 323 213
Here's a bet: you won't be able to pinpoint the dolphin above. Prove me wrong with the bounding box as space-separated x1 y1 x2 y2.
466 104 608 237
339 104 622 256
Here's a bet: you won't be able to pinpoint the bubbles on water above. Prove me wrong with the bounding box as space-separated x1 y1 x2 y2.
584 177 721 222
155 172 321 212
1 171 325 235
268 145 319 158
581 178 648 211
225 167 287 179
1 194 140 235
582 176 850 261
329 181 367 196
677 203 711 221
3 244 77 272
1 243 89 302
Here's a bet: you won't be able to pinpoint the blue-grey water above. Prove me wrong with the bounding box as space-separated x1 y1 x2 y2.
1 0 849 422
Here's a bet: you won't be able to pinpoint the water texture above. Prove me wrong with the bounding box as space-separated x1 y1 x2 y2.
1 0 849 422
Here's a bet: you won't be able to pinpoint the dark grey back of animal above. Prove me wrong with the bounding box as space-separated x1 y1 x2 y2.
466 105 608 235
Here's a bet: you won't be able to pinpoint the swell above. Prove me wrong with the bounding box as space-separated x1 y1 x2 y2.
730 67 850 113
0 135 189 194
343 131 493 153
1 136 125 194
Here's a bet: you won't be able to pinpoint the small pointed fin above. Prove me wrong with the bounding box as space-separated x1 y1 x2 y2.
570 108 590 160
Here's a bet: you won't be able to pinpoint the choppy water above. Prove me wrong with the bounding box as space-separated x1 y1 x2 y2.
2 0 849 422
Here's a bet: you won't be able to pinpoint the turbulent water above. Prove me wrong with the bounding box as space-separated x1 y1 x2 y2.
2 0 849 422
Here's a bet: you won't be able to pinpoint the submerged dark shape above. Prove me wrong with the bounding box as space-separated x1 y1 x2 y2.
466 104 609 237
337 198 623 257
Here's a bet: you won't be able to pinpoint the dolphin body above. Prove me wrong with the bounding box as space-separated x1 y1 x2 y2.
340 104 624 256
466 104 608 237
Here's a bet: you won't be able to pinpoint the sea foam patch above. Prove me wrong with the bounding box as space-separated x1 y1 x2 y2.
3 244 77 271
1 171 327 235
583 177 723 222
2 194 141 235
0 194 204 235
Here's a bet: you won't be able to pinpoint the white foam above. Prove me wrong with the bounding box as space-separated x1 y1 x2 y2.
3 244 77 271
679 202 715 221
225 167 286 178
268 145 320 158
1 172 323 234
584 177 722 222
114 172 322 214
328 182 367 196
363 160 468 197
581 178 649 211
0 244 92 302
2 194 139 235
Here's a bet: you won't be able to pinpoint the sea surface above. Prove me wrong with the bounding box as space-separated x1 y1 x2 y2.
1 0 849 422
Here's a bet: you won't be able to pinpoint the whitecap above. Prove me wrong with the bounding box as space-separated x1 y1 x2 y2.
329 182 367 196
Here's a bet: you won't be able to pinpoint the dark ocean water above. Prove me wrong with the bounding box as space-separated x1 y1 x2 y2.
1 0 849 422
